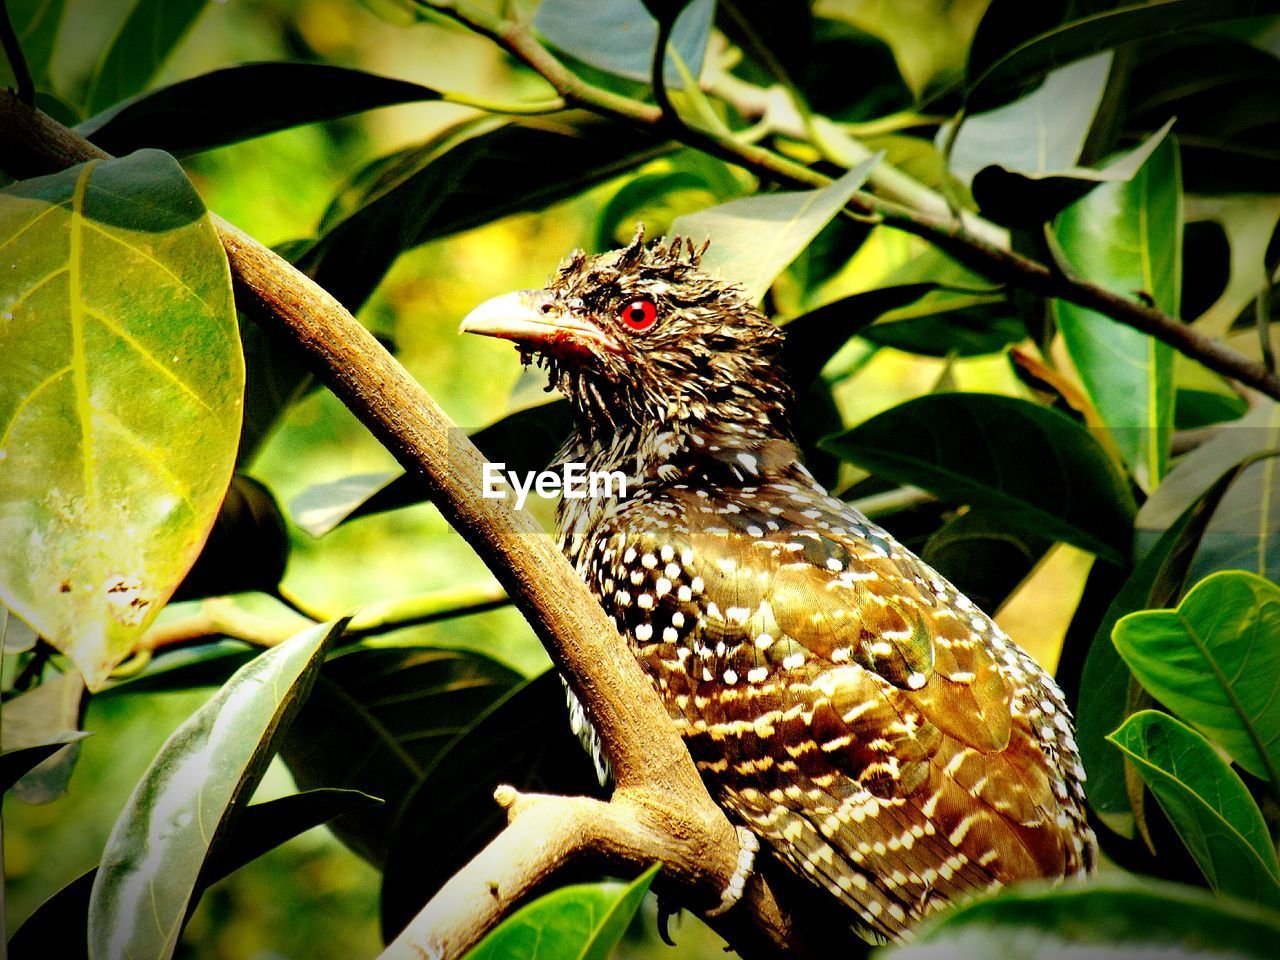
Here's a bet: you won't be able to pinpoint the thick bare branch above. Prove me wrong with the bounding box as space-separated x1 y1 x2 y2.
0 92 830 959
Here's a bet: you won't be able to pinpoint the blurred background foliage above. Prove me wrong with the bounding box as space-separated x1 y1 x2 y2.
3 0 1280 958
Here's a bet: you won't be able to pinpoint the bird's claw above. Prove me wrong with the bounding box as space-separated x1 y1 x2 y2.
705 826 759 916
656 894 681 946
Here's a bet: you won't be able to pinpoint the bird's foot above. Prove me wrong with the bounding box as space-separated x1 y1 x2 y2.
705 826 759 916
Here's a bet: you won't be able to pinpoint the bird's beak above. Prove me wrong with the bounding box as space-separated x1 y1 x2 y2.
460 290 621 359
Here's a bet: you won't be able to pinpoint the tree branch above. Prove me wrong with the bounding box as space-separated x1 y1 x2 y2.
417 0 1280 402
0 92 835 960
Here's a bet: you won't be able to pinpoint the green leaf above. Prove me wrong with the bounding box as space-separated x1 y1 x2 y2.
883 878 1280 960
171 475 289 601
88 618 341 960
1185 195 1280 337
780 283 935 388
534 0 714 85
669 154 882 304
1 669 85 803
289 400 573 536
282 646 523 866
1 603 38 653
303 114 672 311
1053 133 1181 491
947 53 1113 187
821 394 1137 564
0 151 243 689
99 638 256 697
85 0 209 114
0 0 66 89
1113 570 1280 786
966 0 1280 105
1109 710 1280 905
1 732 90 793
923 509 1052 614
380 671 601 938
1077 463 1241 834
859 306 1024 357
78 63 443 156
10 788 379 960
462 865 660 960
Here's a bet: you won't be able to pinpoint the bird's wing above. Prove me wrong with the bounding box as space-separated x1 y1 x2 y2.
594 482 1087 938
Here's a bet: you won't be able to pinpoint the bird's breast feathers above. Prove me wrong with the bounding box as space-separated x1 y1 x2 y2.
567 467 1095 938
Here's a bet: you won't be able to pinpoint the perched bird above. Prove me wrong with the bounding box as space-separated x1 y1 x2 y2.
461 228 1096 941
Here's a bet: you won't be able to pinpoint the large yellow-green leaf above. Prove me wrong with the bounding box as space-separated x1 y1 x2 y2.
1053 134 1181 492
0 150 242 689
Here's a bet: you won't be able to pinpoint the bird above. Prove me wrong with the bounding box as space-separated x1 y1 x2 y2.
460 227 1096 941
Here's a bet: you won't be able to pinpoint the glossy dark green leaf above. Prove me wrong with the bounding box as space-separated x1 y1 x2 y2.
100 639 257 697
947 53 1113 187
289 399 573 536
535 0 713 84
1054 134 1181 491
859 306 1024 357
1076 462 1241 834
79 63 442 156
594 169 723 252
966 0 1280 105
172 475 289 601
884 878 1280 960
237 302 314 465
282 646 523 866
290 470 407 538
380 672 600 938
88 619 340 960
1109 710 1280 905
0 0 65 89
2 669 85 803
1 732 90 793
669 155 881 303
9 788 379 960
0 150 243 688
923 509 1052 613
462 865 659 960
86 0 209 114
1114 570 1280 785
780 283 935 388
1128 33 1280 194
821 394 1136 564
303 114 672 311
971 121 1175 229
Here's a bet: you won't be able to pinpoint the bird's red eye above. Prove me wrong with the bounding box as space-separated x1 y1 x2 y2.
618 297 658 333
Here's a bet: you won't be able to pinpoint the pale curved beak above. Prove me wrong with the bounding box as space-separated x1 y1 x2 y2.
460 290 621 358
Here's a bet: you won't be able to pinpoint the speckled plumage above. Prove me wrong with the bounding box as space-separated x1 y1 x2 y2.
468 230 1096 941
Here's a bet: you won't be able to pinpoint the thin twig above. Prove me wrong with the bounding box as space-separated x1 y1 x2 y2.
0 0 33 106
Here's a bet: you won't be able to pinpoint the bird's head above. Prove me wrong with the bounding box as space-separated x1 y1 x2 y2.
461 227 793 459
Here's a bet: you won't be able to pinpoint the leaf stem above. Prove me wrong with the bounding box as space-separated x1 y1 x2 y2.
0 0 33 106
439 91 566 114
650 12 676 121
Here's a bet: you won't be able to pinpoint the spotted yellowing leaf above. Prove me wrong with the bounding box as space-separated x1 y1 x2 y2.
0 150 243 688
